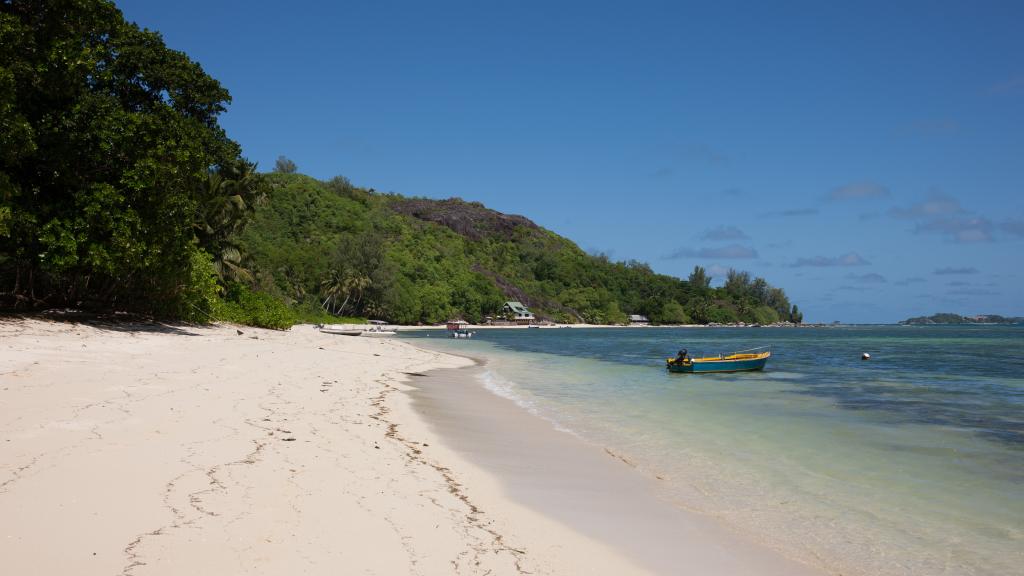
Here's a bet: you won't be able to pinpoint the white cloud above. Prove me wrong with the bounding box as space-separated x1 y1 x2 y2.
890 192 965 219
791 252 870 267
699 226 749 241
665 244 758 260
846 272 887 283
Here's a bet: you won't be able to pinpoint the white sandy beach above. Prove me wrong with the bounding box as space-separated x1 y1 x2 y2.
0 319 823 575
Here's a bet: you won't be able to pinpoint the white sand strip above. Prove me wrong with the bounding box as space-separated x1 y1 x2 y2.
0 319 645 575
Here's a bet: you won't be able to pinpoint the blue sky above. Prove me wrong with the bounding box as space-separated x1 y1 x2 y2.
118 0 1023 323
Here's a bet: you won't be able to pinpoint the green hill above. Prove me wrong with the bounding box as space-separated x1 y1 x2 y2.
235 173 802 326
0 4 801 328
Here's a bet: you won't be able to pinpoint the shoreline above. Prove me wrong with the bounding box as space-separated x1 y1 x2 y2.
1 318 829 575
0 319 645 574
326 322 853 333
400 360 826 576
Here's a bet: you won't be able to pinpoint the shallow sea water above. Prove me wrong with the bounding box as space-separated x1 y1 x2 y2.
402 326 1024 576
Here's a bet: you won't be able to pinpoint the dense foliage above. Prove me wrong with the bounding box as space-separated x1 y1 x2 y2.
900 313 1023 325
0 0 254 320
237 174 802 325
0 1 801 328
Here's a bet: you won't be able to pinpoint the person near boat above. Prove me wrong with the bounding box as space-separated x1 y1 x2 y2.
666 346 770 373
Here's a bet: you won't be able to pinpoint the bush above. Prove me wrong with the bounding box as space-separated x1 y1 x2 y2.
177 247 222 323
752 305 781 325
706 306 739 324
215 284 296 329
291 298 366 325
656 300 691 324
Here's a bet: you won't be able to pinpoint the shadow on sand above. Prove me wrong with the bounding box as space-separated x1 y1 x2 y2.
1 310 211 336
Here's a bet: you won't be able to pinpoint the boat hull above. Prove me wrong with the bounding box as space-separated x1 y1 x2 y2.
666 355 769 373
320 328 363 336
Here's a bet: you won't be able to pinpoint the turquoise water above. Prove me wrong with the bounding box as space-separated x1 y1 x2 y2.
403 326 1024 576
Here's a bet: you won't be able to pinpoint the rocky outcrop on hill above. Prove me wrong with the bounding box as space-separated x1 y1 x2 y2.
388 197 540 241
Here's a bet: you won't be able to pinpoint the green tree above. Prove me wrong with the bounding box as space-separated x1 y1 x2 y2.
274 155 297 174
724 268 751 299
688 265 711 289
658 300 691 324
0 0 240 317
752 305 780 325
194 158 266 284
790 304 803 324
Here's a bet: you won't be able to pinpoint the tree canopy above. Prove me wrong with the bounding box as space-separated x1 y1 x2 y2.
0 1 802 328
236 174 802 325
0 0 249 319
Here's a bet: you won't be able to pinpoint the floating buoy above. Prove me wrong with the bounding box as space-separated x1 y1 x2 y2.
862 353 871 360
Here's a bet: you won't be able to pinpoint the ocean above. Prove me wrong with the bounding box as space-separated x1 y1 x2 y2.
402 325 1024 576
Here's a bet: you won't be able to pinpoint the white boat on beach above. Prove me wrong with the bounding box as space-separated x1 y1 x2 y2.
319 325 363 336
361 320 398 337
318 320 397 337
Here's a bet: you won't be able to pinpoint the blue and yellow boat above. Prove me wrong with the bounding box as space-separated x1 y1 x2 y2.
666 347 771 373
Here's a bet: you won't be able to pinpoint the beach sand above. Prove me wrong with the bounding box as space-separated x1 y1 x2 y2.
0 319 823 575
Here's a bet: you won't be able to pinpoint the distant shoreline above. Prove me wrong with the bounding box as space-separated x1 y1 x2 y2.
323 322 845 331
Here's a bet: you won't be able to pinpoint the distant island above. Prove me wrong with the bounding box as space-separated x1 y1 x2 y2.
900 313 1024 325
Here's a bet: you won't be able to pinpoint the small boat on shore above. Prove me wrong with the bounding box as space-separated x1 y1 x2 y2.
319 325 363 336
666 347 771 373
319 320 397 337
361 321 397 337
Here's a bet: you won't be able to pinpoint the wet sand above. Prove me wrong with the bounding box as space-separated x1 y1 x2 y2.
406 365 825 576
1 318 825 575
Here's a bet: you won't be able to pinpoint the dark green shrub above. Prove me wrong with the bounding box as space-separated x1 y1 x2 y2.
216 284 296 330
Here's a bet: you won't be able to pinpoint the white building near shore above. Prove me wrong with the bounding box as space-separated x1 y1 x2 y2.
502 301 535 324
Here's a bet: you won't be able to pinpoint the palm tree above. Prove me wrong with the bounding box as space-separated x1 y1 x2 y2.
321 270 372 316
194 159 266 284
320 269 346 314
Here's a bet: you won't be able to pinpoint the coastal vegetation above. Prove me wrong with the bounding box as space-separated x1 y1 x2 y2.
0 0 802 327
0 0 250 321
234 174 802 326
900 313 1023 325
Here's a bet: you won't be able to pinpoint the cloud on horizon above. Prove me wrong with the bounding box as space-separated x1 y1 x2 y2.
916 216 994 243
846 272 887 283
664 244 758 260
706 264 732 279
934 267 978 275
890 192 965 220
828 182 890 201
888 192 1019 243
948 287 1000 296
699 226 749 241
791 252 869 267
